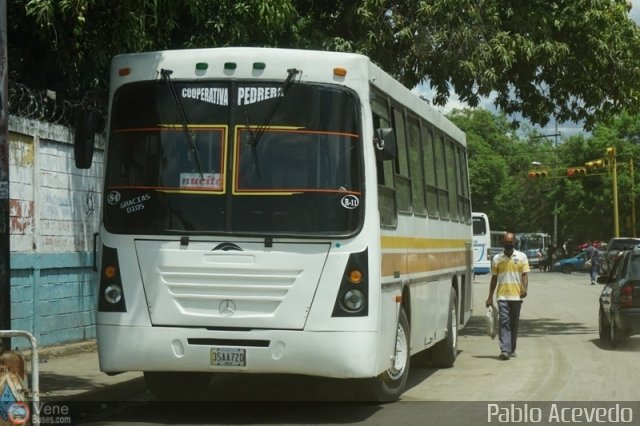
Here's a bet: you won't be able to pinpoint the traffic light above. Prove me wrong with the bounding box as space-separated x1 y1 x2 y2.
585 159 606 171
567 167 587 177
528 170 549 179
607 146 616 159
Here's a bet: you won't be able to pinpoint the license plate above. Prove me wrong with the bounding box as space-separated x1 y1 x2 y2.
210 347 246 367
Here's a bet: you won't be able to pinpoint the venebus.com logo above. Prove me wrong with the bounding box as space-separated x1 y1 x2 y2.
7 402 73 425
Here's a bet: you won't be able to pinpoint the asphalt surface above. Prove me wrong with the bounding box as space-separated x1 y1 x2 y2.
31 268 640 403
18 268 640 425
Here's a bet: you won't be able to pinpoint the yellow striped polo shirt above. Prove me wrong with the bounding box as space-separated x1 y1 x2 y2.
491 250 530 301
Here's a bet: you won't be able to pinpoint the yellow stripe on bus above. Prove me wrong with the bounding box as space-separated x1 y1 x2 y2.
381 236 471 250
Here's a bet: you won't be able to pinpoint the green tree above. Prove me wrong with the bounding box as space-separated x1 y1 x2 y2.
572 113 640 239
448 108 549 233
453 106 640 249
10 1 297 99
10 1 640 130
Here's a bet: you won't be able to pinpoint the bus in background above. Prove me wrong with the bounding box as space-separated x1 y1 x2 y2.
74 47 474 402
517 232 551 268
472 212 491 274
489 230 506 259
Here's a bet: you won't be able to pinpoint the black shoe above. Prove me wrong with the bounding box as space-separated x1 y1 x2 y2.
499 352 510 360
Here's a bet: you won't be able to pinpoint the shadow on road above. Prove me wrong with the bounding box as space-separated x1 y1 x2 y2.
39 372 101 395
77 400 384 425
590 337 640 351
461 314 596 338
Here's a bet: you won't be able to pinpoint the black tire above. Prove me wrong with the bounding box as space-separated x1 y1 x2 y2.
358 307 410 402
610 313 626 348
144 371 212 401
598 307 610 343
430 288 458 368
561 264 573 274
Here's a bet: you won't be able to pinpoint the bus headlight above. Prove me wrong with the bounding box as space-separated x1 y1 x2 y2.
98 245 127 312
104 284 123 304
332 249 369 317
342 288 366 312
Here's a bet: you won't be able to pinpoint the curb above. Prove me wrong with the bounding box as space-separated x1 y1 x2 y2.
22 340 98 361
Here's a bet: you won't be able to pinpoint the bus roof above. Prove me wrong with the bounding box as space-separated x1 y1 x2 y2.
110 47 465 146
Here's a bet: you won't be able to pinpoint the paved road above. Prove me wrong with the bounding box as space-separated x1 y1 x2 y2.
402 269 640 401
79 269 640 424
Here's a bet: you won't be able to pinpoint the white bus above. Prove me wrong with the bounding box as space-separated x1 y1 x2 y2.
472 212 491 275
74 47 474 401
490 230 507 258
516 232 551 267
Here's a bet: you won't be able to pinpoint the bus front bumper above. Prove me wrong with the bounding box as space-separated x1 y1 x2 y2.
97 325 382 379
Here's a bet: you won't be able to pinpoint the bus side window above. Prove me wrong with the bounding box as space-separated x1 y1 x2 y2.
392 106 411 214
422 123 439 217
407 116 426 215
371 90 397 227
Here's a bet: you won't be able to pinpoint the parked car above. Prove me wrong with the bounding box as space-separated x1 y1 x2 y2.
552 252 589 274
598 247 640 348
601 237 640 276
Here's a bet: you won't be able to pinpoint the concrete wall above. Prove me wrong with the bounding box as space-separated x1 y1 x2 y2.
7 116 103 348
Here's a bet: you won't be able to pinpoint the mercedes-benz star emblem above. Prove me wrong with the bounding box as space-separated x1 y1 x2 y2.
219 299 236 317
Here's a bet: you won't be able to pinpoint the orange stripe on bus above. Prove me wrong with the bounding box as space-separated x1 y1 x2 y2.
381 251 469 276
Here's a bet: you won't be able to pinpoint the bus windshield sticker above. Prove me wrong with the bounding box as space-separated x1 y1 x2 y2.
180 173 222 190
107 191 122 206
120 194 151 214
341 195 360 209
238 86 283 106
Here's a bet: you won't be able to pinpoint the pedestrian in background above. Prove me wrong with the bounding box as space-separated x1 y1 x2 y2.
486 232 530 360
537 248 544 271
584 241 601 285
546 245 555 272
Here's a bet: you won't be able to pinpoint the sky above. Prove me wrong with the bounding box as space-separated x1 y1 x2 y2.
415 1 640 139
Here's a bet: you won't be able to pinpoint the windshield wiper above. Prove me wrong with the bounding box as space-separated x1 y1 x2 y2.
245 68 301 179
161 68 204 178
244 109 262 177
247 68 301 148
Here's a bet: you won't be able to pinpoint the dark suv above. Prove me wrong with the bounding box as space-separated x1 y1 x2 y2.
601 237 640 276
598 247 640 347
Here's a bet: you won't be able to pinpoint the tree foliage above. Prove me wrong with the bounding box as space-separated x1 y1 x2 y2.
11 1 298 99
449 108 640 249
9 1 640 129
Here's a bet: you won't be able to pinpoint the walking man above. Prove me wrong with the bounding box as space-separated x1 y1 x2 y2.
584 241 601 285
486 232 529 360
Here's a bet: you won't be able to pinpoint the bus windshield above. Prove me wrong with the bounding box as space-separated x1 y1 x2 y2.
517 233 551 251
104 80 363 236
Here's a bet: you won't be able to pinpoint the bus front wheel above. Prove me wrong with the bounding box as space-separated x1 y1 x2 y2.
358 307 410 402
144 371 212 401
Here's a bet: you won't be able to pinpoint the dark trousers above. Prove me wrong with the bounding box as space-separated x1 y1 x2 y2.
498 300 523 354
590 262 599 282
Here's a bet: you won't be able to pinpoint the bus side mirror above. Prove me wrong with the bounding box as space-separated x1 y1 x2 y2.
374 128 396 161
74 108 97 169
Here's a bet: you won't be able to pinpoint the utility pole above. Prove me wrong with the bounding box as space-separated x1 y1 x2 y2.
0 0 10 350
529 123 560 247
609 147 619 237
630 159 636 237
553 123 558 248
